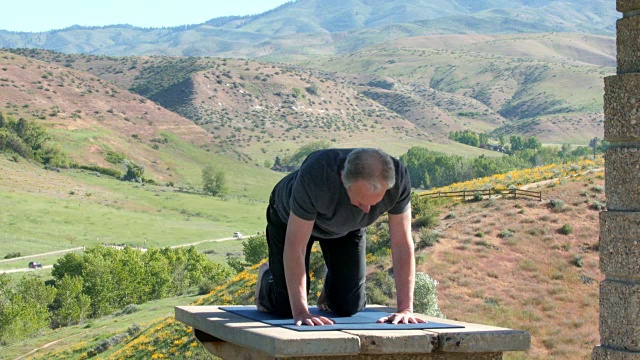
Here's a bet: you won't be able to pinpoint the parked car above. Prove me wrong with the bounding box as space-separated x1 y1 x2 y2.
28 261 42 269
233 232 243 239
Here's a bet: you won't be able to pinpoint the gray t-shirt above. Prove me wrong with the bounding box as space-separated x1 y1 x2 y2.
271 149 411 239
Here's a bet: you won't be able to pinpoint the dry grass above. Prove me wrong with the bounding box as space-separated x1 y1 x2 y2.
414 172 604 359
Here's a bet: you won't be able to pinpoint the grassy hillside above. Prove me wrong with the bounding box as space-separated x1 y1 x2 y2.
290 33 613 143
6 48 501 165
11 161 604 360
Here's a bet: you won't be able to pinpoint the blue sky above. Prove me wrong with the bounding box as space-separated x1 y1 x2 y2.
1 0 291 32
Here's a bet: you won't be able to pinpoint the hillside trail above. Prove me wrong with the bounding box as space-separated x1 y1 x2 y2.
433 167 604 233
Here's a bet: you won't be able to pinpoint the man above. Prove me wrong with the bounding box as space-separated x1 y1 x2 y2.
255 148 425 326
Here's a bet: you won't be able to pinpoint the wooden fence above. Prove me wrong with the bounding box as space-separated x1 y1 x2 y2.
420 188 541 201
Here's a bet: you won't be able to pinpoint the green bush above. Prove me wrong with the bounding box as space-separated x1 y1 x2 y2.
416 228 440 249
560 224 574 235
549 199 565 213
366 271 395 306
72 164 122 178
413 272 444 318
572 254 584 268
243 235 268 265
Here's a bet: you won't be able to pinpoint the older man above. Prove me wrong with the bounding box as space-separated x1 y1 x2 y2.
255 148 424 326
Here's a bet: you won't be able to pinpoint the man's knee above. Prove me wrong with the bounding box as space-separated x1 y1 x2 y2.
327 288 366 316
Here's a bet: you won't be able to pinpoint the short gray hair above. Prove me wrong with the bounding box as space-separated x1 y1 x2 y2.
342 148 395 192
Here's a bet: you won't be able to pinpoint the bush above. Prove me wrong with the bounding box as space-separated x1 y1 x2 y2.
367 222 391 256
416 228 440 249
498 229 514 238
366 271 395 306
243 235 268 265
115 304 140 316
590 201 606 211
560 224 574 235
226 255 246 273
413 272 444 318
72 164 122 178
3 252 21 259
572 254 584 268
549 199 565 213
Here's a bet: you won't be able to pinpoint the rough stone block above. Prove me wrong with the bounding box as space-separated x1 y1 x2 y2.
604 75 640 142
600 211 640 277
593 345 640 360
599 280 640 351
618 0 640 13
617 17 640 74
605 147 640 211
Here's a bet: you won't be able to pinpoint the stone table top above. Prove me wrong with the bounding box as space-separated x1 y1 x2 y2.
175 305 530 359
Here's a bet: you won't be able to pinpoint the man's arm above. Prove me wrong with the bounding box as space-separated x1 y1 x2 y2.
284 212 334 326
378 208 426 324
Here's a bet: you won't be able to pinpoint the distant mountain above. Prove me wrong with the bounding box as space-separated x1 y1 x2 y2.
0 0 617 57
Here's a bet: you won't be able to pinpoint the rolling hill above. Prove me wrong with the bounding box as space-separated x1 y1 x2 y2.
7 30 614 150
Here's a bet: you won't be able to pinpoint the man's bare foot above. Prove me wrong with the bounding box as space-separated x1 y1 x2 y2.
317 265 331 311
254 262 269 312
317 287 330 311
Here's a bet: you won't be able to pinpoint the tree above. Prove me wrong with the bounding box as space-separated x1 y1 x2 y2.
202 164 227 196
50 275 91 328
510 135 523 151
498 135 505 146
525 136 542 151
285 141 332 168
122 161 144 182
0 275 56 343
243 235 268 265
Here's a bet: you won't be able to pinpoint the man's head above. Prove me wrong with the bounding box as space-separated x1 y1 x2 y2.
341 148 395 213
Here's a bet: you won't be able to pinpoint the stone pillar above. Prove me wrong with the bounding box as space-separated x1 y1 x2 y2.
592 1 640 359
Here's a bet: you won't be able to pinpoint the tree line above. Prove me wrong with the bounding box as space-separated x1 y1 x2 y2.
0 246 233 344
400 143 605 189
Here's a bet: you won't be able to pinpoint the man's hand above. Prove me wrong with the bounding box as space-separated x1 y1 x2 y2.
376 309 427 325
294 310 335 326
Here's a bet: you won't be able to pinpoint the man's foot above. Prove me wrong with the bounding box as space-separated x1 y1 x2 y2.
254 262 269 312
317 265 331 311
317 287 330 311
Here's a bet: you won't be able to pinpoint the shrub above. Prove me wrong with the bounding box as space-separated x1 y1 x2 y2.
560 224 574 235
572 254 584 268
366 271 395 306
413 272 444 318
549 199 565 213
590 201 606 211
3 252 21 259
226 255 246 273
243 235 268 265
115 304 140 316
416 228 440 249
498 229 514 238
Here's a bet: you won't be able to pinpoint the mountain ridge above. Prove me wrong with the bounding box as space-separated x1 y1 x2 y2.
0 0 617 57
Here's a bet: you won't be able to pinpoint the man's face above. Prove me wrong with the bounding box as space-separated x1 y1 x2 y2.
344 179 386 213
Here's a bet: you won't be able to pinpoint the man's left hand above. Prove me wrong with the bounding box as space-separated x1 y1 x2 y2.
376 310 427 324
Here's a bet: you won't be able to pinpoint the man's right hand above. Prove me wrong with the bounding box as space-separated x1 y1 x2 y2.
294 310 335 326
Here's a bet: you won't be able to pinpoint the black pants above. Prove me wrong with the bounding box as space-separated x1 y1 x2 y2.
258 201 367 317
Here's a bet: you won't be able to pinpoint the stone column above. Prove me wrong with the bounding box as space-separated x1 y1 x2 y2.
592 1 640 359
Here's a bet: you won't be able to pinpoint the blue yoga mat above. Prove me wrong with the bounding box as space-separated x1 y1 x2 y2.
219 305 464 331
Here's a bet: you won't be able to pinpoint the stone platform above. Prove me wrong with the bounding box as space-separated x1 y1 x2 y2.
175 305 530 360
